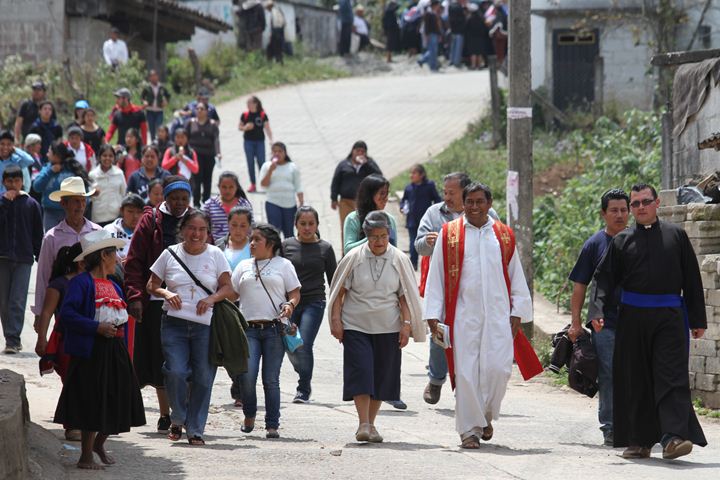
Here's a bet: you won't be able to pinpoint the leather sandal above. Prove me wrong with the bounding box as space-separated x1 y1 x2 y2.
188 435 205 446
168 424 183 442
461 435 481 449
241 418 255 433
481 423 493 441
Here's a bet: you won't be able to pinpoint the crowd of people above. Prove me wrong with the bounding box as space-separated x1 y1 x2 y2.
377 0 506 70
0 68 709 469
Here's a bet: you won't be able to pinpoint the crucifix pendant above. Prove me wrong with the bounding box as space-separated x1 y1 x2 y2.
190 285 196 300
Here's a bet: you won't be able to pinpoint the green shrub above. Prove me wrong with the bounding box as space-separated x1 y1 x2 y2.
533 110 661 310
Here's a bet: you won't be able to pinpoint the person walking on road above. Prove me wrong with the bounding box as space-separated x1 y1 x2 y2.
592 183 708 460
239 96 273 193
423 183 532 449
329 211 424 443
88 145 126 226
282 206 337 403
162 128 199 181
54 230 145 470
126 144 170 201
330 141 382 241
343 174 397 255
567 188 629 446
148 210 234 446
202 171 252 240
231 224 301 439
141 69 171 141
415 172 473 404
259 142 303 238
14 80 51 143
186 103 221 207
0 166 43 354
400 164 441 270
28 101 63 164
124 176 194 436
105 88 148 147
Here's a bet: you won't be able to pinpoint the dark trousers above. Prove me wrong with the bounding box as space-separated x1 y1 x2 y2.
339 22 352 55
267 28 285 63
146 111 164 141
265 201 296 239
192 153 215 207
407 225 419 268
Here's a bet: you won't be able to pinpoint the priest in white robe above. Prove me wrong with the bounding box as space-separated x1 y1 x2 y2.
423 182 532 449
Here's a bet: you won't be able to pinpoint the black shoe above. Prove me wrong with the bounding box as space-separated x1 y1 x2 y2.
157 415 171 433
603 432 614 447
293 392 310 404
385 399 407 410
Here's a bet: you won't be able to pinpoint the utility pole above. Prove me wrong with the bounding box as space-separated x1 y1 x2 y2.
506 0 534 297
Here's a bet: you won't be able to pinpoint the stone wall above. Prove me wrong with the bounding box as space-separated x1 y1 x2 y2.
658 194 720 408
0 370 30 480
0 0 65 64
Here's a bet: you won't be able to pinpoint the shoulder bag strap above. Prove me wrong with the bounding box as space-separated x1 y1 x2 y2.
255 258 281 315
166 247 213 296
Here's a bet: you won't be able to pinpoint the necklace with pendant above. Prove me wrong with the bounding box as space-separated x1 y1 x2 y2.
369 256 387 283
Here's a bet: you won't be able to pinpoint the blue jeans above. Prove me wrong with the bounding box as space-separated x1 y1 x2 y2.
593 327 615 435
161 315 217 438
0 260 32 348
243 139 266 185
408 226 419 269
287 300 326 397
239 324 285 429
146 110 164 141
449 34 464 67
427 336 448 385
265 201 297 239
419 33 440 71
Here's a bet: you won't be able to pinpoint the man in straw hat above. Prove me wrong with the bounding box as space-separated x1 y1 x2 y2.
32 177 101 339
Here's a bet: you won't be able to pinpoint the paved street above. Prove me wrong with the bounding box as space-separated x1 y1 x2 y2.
4 70 720 479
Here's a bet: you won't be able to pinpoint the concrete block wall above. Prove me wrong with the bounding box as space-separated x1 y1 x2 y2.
658 197 720 408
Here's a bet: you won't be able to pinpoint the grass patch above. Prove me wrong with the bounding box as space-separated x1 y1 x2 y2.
693 398 720 418
544 367 570 388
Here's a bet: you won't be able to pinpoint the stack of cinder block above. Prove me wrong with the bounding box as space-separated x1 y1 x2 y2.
657 190 720 408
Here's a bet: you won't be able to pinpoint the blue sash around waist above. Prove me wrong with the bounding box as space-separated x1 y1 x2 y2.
620 290 690 343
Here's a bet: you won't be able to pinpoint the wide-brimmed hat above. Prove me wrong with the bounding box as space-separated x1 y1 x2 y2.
49 177 96 202
74 230 126 262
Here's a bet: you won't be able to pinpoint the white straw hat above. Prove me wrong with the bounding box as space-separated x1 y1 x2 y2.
74 230 126 262
49 176 96 202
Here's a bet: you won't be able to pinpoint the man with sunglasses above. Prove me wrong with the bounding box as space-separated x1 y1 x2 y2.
593 183 707 460
568 188 629 447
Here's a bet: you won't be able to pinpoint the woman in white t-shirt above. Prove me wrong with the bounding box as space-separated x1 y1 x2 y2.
148 210 234 446
258 142 303 238
232 223 301 439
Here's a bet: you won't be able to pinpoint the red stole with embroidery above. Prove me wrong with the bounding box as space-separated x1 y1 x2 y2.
441 217 517 389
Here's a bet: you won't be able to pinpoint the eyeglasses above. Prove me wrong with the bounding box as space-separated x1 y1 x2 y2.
630 198 655 208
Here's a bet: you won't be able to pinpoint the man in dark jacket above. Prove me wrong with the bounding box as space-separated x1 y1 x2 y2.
0 166 43 353
239 0 267 51
141 70 171 141
105 88 148 146
448 0 467 67
329 140 382 239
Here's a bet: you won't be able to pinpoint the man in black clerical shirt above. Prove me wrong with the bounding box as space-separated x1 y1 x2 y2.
593 183 707 460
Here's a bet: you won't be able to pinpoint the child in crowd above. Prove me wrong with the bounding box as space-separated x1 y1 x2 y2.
202 171 252 239
154 125 173 155
146 178 164 207
118 128 142 182
89 145 126 226
104 193 145 261
0 166 43 354
162 128 198 180
400 164 441 270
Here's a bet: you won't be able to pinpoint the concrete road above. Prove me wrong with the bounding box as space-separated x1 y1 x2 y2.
5 69 720 479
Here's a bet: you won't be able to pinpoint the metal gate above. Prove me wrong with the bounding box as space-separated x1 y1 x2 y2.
552 29 599 111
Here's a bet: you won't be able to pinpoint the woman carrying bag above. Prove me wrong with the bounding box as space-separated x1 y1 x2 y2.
231 223 301 439
147 210 234 446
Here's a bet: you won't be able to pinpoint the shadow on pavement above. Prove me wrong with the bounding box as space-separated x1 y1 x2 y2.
344 442 444 450
169 442 258 451
449 444 552 456
616 457 720 470
559 442 614 451
377 410 418 417
433 408 454 417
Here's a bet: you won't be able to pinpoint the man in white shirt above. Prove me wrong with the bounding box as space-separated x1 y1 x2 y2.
103 27 129 68
353 5 370 50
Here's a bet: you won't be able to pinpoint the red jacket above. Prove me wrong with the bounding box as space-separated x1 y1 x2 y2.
105 104 148 146
63 141 95 171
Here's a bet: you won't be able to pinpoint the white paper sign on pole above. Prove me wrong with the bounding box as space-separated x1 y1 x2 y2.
507 170 519 222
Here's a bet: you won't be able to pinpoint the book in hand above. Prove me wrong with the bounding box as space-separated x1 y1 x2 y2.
432 323 451 349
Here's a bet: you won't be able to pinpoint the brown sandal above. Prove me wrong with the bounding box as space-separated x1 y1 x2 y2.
461 435 481 449
188 435 205 446
481 424 493 441
168 424 183 441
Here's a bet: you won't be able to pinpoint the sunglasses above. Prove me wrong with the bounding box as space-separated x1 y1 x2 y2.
629 198 655 208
